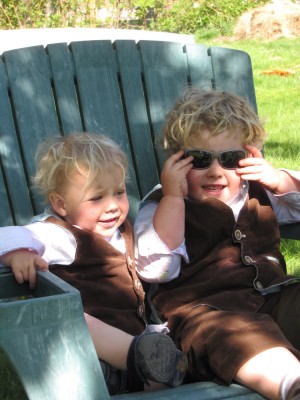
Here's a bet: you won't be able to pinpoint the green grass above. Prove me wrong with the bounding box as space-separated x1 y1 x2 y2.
197 36 300 275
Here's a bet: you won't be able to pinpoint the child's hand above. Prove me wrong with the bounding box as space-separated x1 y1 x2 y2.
236 145 281 192
161 150 193 198
1 249 48 289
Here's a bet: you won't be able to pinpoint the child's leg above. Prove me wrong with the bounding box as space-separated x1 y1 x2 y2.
235 346 300 400
237 284 300 400
84 313 188 392
85 313 132 369
85 313 132 394
172 306 300 399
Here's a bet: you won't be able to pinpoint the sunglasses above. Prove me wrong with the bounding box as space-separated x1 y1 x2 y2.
185 149 246 170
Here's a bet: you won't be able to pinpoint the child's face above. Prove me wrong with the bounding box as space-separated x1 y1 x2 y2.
186 129 245 204
58 169 129 238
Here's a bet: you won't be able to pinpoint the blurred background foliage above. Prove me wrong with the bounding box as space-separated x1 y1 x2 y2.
0 0 269 37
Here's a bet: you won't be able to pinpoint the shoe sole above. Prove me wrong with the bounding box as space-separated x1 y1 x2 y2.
135 333 188 387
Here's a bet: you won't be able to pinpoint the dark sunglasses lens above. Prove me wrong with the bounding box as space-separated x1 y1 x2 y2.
186 150 212 169
220 151 245 168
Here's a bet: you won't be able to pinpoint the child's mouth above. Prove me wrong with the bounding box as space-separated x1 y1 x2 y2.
202 185 225 194
99 217 119 226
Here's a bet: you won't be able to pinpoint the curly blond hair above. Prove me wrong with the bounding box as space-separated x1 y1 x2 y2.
33 132 128 199
163 88 266 151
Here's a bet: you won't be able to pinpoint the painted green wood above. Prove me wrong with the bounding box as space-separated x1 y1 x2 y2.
69 40 141 220
185 43 214 90
0 58 34 225
209 46 257 112
280 223 300 240
69 41 119 134
3 46 61 215
0 59 14 227
0 168 13 226
115 40 159 198
46 43 83 134
113 381 266 400
138 41 190 171
0 270 109 400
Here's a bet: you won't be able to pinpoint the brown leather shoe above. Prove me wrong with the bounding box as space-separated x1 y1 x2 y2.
134 332 188 387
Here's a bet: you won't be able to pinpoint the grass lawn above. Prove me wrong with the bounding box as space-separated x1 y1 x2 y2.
197 36 300 275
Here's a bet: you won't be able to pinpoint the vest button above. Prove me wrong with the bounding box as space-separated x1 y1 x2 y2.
135 278 142 290
127 256 133 268
138 304 144 316
244 255 254 265
235 230 243 240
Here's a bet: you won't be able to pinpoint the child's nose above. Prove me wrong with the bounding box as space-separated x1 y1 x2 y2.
104 197 118 211
206 158 223 177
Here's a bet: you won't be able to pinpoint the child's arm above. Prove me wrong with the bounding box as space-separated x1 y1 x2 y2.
134 150 191 282
0 223 76 287
153 150 193 250
135 200 187 282
237 145 300 194
0 249 48 289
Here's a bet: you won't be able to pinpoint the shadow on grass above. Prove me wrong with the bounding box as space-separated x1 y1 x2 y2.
264 140 300 160
0 349 28 400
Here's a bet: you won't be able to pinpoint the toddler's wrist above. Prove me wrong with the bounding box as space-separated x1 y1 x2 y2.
162 193 185 201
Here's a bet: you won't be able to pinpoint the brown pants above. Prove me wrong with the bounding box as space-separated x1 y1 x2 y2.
170 283 300 385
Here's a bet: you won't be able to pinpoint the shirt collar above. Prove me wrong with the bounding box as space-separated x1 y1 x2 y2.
227 180 249 220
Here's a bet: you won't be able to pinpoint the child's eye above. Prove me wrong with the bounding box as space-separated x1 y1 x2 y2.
89 195 103 202
115 189 125 196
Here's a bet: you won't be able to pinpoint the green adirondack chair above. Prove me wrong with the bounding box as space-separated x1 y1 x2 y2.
0 39 298 399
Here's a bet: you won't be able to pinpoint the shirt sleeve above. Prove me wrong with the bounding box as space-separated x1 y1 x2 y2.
134 201 188 283
0 222 76 266
0 225 46 256
266 169 300 224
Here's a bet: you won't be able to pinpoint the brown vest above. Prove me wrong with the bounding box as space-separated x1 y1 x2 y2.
148 183 295 322
46 217 146 336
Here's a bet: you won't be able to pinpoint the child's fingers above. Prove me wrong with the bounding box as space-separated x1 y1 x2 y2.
14 271 25 285
164 152 193 173
28 266 37 289
168 150 192 165
34 256 48 271
238 156 264 169
166 150 184 164
28 257 48 288
244 144 263 159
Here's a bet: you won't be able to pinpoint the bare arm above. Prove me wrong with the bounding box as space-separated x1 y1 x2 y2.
237 145 300 194
153 150 193 250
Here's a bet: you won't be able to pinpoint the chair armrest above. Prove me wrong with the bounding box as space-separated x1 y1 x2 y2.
280 223 300 240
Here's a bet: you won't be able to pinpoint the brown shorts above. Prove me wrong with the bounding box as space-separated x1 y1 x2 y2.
260 282 300 349
170 283 300 385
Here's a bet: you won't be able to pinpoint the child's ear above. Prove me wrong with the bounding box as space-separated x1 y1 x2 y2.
49 192 67 217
